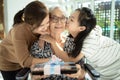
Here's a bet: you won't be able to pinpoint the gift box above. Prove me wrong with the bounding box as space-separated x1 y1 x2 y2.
31 62 78 75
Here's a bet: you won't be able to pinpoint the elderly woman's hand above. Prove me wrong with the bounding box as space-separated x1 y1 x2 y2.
30 64 49 80
31 75 48 80
40 34 55 44
65 64 85 80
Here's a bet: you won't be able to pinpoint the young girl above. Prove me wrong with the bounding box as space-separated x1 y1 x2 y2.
41 7 120 80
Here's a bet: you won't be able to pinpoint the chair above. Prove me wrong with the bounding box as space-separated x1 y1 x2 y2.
16 67 30 80
76 58 100 80
16 63 100 80
84 63 100 80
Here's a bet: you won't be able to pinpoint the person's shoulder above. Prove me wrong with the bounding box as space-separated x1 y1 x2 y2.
13 23 30 29
102 36 119 44
11 23 32 38
12 23 31 33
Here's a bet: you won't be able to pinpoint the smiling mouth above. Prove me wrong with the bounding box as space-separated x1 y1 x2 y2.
55 27 63 29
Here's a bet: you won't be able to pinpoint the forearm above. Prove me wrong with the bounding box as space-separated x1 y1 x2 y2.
51 41 84 62
39 34 84 62
51 41 70 62
19 55 50 68
32 58 50 65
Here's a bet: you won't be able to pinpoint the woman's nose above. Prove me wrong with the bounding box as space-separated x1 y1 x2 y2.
66 19 69 24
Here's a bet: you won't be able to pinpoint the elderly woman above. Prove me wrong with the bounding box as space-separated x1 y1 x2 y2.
30 7 82 80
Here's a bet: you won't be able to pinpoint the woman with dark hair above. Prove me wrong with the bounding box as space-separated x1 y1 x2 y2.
0 1 50 80
41 7 120 80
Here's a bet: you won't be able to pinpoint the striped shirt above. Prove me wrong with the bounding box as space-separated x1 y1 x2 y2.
81 26 120 80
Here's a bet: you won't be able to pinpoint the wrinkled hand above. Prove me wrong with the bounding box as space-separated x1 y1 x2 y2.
31 64 49 80
40 31 50 35
66 64 85 79
31 74 49 80
39 34 55 44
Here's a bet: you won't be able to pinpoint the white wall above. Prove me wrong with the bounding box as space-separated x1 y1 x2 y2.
3 0 74 34
3 0 35 34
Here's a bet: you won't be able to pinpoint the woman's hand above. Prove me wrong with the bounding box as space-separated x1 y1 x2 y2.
31 75 48 80
40 34 55 44
66 64 85 79
30 64 49 80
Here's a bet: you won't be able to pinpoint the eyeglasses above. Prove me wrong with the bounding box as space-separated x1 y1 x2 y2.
50 16 66 23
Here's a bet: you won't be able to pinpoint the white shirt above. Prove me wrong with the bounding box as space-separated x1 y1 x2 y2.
81 26 120 80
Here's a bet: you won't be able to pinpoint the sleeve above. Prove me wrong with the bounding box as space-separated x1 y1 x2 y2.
11 27 33 67
81 28 100 59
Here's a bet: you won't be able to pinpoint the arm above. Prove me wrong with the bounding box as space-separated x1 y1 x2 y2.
32 58 50 65
13 39 50 67
12 26 50 67
51 41 84 62
40 34 84 62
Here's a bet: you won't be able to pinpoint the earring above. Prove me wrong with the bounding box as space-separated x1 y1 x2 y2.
22 13 25 21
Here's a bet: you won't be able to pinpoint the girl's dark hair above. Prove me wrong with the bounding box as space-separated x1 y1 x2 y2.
13 1 48 28
68 7 96 58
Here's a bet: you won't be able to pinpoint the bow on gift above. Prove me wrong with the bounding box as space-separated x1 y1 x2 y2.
46 55 64 65
44 55 64 75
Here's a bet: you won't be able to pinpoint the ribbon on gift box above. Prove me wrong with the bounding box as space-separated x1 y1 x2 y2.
44 61 62 75
46 55 64 65
44 55 64 75
44 64 61 75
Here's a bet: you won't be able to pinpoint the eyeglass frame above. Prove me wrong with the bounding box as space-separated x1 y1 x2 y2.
50 15 67 23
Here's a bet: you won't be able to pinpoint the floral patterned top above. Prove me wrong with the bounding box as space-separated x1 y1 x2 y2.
63 37 75 54
30 38 77 80
30 37 75 58
30 41 53 58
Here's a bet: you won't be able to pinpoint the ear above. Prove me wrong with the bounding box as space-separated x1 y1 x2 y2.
79 26 86 31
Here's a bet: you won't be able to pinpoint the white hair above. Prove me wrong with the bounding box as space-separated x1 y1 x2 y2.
49 6 66 16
